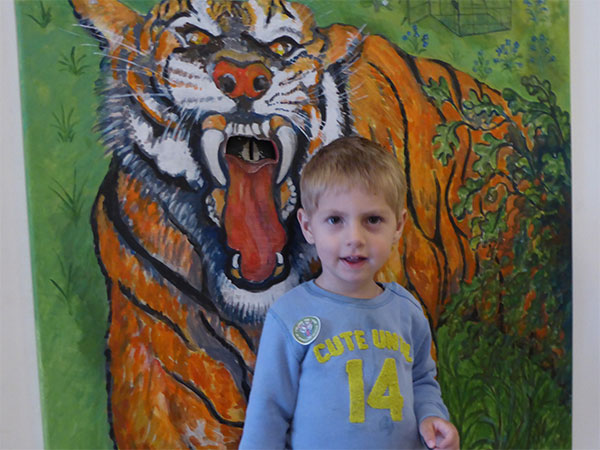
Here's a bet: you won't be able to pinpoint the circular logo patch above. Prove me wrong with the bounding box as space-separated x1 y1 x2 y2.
292 316 321 345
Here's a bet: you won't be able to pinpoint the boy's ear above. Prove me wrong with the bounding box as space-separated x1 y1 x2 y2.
393 209 407 244
297 208 315 244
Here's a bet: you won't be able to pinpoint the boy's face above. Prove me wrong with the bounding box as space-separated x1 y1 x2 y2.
297 187 406 299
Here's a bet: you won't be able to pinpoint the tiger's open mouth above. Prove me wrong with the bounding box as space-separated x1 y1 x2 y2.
226 136 277 165
200 116 296 186
200 114 298 287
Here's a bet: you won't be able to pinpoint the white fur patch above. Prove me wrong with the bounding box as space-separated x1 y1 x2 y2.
320 71 344 145
247 0 305 44
218 270 301 320
168 59 237 113
177 2 222 37
131 116 202 186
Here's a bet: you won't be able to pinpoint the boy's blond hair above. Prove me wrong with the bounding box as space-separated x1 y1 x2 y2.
300 136 407 218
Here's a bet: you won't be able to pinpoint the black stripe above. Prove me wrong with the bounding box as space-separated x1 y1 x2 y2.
395 47 425 85
266 0 275 24
432 176 449 303
118 283 250 423
431 59 464 112
367 61 431 242
279 0 295 19
90 192 118 449
119 282 193 347
326 61 353 136
159 361 245 428
461 129 473 182
393 49 447 122
198 313 253 398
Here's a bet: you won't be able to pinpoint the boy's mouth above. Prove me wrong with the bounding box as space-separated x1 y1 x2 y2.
341 256 367 264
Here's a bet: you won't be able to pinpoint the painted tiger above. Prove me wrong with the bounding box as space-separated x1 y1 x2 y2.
70 0 532 447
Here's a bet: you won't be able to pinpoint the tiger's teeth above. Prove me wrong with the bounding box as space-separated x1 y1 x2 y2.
261 120 271 137
232 253 240 269
281 191 297 220
205 194 221 225
252 123 261 136
202 115 227 131
200 129 226 186
275 125 297 184
240 141 251 161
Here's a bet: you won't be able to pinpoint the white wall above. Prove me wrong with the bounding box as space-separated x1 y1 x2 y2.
1 0 598 448
0 0 43 448
570 1 600 447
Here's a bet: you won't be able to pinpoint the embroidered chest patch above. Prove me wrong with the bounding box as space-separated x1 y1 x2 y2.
292 316 321 345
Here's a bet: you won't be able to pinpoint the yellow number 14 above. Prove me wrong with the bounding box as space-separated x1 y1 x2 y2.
345 358 404 423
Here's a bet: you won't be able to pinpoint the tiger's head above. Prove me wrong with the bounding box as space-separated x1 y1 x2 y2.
73 0 361 322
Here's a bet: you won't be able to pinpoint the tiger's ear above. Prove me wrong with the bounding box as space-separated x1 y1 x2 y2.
318 23 364 67
70 0 141 50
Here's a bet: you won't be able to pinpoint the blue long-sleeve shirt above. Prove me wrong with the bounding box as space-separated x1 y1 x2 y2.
240 281 449 449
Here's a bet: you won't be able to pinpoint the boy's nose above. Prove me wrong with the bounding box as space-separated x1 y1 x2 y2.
346 222 366 246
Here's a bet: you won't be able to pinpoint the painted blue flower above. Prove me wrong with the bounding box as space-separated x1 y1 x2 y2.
528 34 556 69
401 24 429 55
494 38 524 72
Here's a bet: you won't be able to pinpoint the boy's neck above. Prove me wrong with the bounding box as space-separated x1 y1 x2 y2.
314 276 384 299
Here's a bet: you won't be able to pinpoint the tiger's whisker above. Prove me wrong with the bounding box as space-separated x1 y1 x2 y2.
78 24 152 58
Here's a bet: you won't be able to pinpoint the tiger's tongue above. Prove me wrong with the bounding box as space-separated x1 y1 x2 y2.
224 155 286 282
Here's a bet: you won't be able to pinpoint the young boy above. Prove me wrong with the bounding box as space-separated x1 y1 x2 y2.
240 137 459 450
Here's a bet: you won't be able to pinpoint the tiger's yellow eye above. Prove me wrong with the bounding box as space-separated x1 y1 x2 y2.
269 41 291 56
186 31 210 46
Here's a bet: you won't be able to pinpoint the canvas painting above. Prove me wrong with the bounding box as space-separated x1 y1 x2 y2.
14 0 571 448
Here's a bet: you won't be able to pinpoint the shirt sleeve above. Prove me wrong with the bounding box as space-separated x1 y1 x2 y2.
239 310 302 449
411 315 449 424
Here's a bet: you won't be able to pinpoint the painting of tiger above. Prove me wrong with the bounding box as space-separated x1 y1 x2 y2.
69 0 534 447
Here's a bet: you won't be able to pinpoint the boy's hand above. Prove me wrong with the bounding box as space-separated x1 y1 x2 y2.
419 416 459 450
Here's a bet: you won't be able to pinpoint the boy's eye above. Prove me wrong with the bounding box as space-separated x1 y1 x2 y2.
367 216 383 225
327 216 341 225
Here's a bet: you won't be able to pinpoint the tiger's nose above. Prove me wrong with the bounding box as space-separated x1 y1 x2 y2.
213 60 272 100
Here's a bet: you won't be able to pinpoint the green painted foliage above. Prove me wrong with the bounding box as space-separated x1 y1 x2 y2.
434 75 571 448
